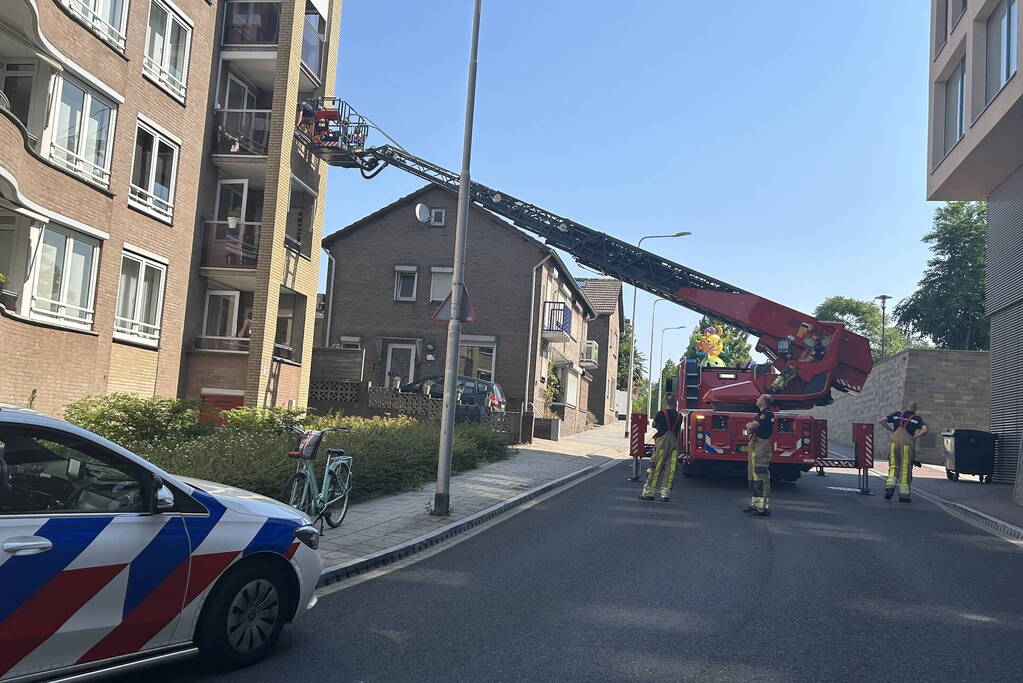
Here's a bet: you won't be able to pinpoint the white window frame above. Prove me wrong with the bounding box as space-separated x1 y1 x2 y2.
201 289 240 339
986 0 1018 104
385 343 417 384
60 0 130 51
430 266 453 302
214 178 253 221
552 365 580 408
429 208 446 226
338 335 361 350
144 0 193 102
29 223 100 329
394 265 417 302
459 340 496 382
114 251 166 345
47 76 117 188
128 120 179 221
1 61 37 129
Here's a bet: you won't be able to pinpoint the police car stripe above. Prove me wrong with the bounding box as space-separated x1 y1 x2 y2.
0 563 126 677
65 515 171 571
243 517 302 556
182 489 228 552
121 516 190 619
0 516 113 624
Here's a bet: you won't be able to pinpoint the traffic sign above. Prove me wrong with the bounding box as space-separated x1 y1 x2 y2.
432 284 476 322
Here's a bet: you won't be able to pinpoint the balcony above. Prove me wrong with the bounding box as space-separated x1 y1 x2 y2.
222 1 280 45
195 336 250 353
542 301 572 343
212 109 271 156
272 343 295 361
201 220 260 269
580 340 599 368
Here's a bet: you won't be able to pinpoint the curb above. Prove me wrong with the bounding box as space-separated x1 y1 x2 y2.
317 464 600 588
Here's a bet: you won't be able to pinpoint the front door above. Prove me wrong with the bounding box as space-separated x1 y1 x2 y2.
386 343 416 386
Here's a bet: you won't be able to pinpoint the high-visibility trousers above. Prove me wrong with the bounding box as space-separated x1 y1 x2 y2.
643 431 679 498
748 437 772 511
887 428 914 498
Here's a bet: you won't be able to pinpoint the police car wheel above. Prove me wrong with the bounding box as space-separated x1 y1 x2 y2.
197 563 289 669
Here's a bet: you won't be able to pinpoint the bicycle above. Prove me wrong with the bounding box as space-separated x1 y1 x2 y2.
279 426 353 528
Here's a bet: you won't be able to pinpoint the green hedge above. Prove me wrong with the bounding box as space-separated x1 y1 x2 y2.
63 396 510 502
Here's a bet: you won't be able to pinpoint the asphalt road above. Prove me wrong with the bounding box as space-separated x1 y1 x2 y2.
128 464 1023 682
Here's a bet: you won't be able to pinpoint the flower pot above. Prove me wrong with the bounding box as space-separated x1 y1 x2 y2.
227 215 240 231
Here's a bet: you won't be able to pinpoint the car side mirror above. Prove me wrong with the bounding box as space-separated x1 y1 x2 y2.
150 474 175 512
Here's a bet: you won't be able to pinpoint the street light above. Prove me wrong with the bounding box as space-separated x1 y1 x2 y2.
875 294 892 360
624 232 691 438
646 298 671 419
657 325 687 413
433 0 482 517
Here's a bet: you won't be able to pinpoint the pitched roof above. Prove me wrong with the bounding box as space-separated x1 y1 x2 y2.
577 278 622 315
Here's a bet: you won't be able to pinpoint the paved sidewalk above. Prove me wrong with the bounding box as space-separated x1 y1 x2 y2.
317 423 630 573
829 441 1023 531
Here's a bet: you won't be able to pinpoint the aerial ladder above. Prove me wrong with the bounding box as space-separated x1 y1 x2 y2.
297 99 877 484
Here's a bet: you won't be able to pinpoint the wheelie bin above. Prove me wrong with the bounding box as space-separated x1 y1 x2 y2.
942 429 996 483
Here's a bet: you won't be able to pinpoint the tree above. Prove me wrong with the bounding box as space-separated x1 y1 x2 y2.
683 316 752 367
813 296 916 361
617 318 647 395
894 201 988 350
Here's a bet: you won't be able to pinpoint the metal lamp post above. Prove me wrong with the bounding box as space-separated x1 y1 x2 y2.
433 0 482 517
874 294 892 360
646 298 670 419
657 325 686 412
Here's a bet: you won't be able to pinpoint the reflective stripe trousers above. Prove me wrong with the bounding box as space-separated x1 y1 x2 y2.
748 437 772 511
886 428 914 498
643 431 679 499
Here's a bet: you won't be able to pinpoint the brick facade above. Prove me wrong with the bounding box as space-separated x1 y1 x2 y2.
578 279 623 425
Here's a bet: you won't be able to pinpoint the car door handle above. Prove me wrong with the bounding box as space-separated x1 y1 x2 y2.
2 536 53 556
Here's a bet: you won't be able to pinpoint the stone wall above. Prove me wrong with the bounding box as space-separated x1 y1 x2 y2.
810 349 989 464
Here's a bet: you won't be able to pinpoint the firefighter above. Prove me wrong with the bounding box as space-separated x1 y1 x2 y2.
640 395 682 502
879 402 928 502
743 394 775 516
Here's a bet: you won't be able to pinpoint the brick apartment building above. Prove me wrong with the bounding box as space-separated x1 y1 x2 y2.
927 0 1023 500
319 185 617 435
578 278 623 425
0 0 339 416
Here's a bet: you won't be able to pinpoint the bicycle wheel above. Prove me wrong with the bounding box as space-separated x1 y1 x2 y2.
323 464 351 528
280 472 311 515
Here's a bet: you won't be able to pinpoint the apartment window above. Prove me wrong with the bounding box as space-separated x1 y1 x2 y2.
943 57 965 155
129 121 179 220
49 77 115 187
460 342 495 381
951 0 968 28
338 336 361 350
301 3 326 81
144 0 192 101
59 0 129 50
430 267 453 302
1 62 35 128
223 1 281 45
115 252 165 345
0 219 15 286
430 208 446 226
203 290 240 337
986 0 1018 103
31 225 99 328
553 366 580 408
935 0 949 54
394 266 417 302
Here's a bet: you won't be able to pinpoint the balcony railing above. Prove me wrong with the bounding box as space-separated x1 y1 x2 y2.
195 336 250 352
142 55 186 101
212 109 271 156
128 184 173 220
60 0 127 50
201 220 260 269
223 1 281 45
580 340 599 368
542 301 572 342
114 316 161 345
49 143 110 188
272 343 295 361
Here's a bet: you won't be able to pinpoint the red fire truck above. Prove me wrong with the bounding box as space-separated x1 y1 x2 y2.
296 99 875 482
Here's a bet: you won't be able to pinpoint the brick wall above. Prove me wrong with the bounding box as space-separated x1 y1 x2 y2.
107 343 159 396
182 352 249 400
809 349 989 464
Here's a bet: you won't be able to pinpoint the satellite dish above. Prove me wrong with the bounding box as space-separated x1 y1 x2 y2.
414 203 431 224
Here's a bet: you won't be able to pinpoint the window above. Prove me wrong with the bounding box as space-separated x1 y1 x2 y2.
301 3 326 80
460 342 496 381
30 224 99 328
223 1 280 45
951 0 968 28
274 291 295 359
554 366 580 408
338 336 361 350
115 252 165 345
430 267 453 302
394 266 417 302
203 290 240 337
59 0 129 50
935 0 949 53
49 77 115 187
986 0 1018 103
1 62 35 128
0 222 14 283
430 208 446 226
129 121 179 220
144 0 192 101
0 425 147 514
943 57 965 154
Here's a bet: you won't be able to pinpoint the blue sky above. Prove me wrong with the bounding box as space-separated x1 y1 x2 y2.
322 1 935 376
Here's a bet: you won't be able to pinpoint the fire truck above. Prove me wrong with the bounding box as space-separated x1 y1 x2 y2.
296 99 875 483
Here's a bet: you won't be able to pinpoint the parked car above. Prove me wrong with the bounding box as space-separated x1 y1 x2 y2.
401 375 507 420
0 405 322 681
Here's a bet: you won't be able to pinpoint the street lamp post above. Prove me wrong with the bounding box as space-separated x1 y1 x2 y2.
875 294 892 360
657 325 686 412
646 298 670 419
433 0 482 517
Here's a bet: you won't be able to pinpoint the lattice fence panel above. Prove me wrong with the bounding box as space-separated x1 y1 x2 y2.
309 380 361 403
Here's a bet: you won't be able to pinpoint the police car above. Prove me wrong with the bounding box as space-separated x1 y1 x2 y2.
0 405 323 681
